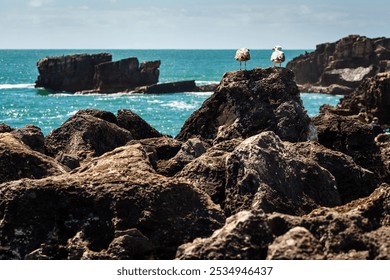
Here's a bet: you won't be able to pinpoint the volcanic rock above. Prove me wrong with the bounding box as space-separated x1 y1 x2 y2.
176 68 312 143
177 183 390 260
266 226 325 260
44 110 133 163
312 108 384 180
336 71 390 125
117 109 162 140
157 138 209 177
0 143 225 260
287 35 390 94
0 133 67 183
176 210 272 260
224 131 341 216
11 125 45 154
289 141 377 203
175 143 233 205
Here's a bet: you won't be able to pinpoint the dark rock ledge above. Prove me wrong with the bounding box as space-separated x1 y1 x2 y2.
1 67 389 260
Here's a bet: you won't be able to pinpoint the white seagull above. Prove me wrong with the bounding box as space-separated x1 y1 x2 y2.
271 46 285 67
235 48 250 70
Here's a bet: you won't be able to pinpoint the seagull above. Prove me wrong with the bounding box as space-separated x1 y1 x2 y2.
271 46 285 67
235 48 250 70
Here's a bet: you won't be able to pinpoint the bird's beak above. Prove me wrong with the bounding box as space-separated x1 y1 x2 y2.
272 47 275 50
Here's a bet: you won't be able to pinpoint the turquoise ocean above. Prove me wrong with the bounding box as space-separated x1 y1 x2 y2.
0 50 341 136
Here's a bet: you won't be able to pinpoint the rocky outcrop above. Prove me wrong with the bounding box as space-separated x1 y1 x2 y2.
35 53 160 93
93 58 160 93
0 143 225 260
176 68 312 143
289 141 378 203
44 109 164 166
2 65 389 260
35 53 112 92
177 183 390 260
116 109 162 140
44 110 134 164
335 71 390 125
287 35 390 94
174 141 240 205
176 210 272 260
312 71 390 182
10 125 45 154
0 133 67 183
224 132 341 216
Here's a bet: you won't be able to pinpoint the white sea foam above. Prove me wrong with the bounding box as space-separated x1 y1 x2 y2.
162 101 196 110
66 110 79 116
0 83 35 89
195 80 219 86
189 91 213 96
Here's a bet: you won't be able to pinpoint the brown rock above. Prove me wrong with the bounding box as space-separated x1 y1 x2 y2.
266 227 324 260
0 133 67 183
312 111 384 181
176 68 312 143
176 210 272 260
289 141 378 203
44 110 133 163
117 109 162 140
287 35 390 93
0 143 225 259
11 125 45 154
337 71 390 125
224 131 341 216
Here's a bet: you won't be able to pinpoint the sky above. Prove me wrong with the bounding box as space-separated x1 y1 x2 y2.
0 0 389 49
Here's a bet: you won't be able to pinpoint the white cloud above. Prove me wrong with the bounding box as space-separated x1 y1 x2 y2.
29 0 51 8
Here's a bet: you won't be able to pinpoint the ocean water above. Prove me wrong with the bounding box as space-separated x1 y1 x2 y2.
0 49 341 136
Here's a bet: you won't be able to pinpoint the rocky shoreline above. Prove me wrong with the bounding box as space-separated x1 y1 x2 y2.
1 67 389 260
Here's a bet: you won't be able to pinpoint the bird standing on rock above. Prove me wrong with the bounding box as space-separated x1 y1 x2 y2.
271 46 285 67
235 48 250 70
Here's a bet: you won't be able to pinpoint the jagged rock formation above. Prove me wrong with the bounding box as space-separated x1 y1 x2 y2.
176 184 390 260
0 143 224 260
35 53 160 93
335 71 390 125
313 71 390 183
0 133 67 183
176 67 312 143
44 109 163 167
287 35 390 95
1 67 389 260
224 132 341 216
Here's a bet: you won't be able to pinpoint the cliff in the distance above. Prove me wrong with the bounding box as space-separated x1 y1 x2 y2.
287 35 390 95
2 67 389 260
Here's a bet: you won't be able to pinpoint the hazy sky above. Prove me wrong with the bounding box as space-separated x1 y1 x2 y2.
1 0 389 49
